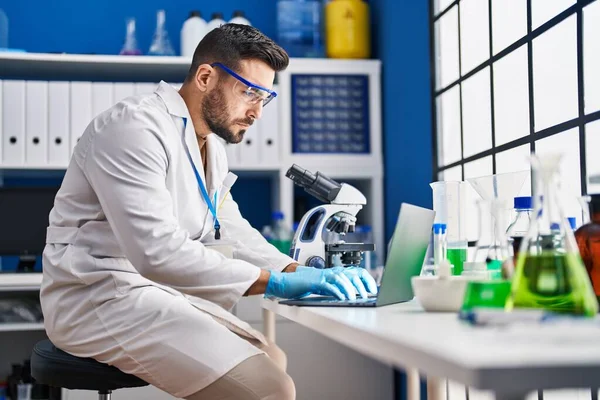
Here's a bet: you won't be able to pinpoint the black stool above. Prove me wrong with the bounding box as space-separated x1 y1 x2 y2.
31 340 148 400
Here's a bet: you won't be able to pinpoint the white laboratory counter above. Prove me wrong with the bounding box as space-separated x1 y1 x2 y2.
262 298 600 400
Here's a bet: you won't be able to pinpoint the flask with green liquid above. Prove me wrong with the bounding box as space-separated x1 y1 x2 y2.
506 153 598 316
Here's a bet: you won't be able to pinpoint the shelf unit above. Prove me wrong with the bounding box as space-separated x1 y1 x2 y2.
0 53 386 400
0 53 384 257
0 52 192 82
0 323 45 332
0 273 43 292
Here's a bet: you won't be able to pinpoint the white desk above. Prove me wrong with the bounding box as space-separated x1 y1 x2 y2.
262 299 600 400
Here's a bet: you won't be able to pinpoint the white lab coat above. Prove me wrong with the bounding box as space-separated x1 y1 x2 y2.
40 81 294 398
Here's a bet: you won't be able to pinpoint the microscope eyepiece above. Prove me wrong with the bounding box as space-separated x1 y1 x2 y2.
286 164 342 203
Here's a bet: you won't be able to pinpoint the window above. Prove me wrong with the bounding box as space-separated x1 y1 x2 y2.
432 0 600 233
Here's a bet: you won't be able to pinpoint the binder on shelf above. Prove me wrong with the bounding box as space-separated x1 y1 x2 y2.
25 80 49 165
134 82 158 95
113 82 135 102
258 93 280 165
70 81 92 154
2 80 26 165
48 81 71 166
238 123 260 165
92 82 114 117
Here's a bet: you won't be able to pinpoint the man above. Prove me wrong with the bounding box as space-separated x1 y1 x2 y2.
41 24 377 400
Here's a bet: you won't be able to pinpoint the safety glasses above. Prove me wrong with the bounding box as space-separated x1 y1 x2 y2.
211 62 278 107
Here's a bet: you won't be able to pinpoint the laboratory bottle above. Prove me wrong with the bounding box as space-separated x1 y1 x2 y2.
277 0 324 58
568 217 577 231
181 11 207 58
148 10 175 56
506 153 598 316
17 360 32 400
272 211 293 254
207 12 226 34
261 225 274 245
7 364 22 400
325 0 370 59
575 194 600 298
119 18 142 55
229 10 251 25
506 196 532 261
0 8 8 49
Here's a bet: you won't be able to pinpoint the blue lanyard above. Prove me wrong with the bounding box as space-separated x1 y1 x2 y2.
182 117 221 240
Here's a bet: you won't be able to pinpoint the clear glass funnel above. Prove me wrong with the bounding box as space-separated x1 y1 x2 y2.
467 170 529 203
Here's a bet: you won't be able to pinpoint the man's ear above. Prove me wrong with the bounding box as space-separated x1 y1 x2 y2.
194 64 216 92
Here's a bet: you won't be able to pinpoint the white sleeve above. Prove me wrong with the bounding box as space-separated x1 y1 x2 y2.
218 191 296 272
81 108 260 310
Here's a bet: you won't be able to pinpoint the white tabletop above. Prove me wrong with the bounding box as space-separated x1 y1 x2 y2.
262 298 600 393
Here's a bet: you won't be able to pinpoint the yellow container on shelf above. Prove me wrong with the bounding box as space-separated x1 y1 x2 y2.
325 0 371 59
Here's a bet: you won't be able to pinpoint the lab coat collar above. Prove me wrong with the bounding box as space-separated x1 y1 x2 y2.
156 81 221 195
156 81 209 191
156 81 190 119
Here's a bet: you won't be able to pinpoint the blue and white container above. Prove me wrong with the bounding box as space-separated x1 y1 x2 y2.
277 0 324 58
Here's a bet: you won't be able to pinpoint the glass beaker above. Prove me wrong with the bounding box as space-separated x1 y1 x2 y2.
430 181 468 275
506 153 599 316
474 199 514 279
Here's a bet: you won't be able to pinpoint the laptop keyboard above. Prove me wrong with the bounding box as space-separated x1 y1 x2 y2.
307 296 377 305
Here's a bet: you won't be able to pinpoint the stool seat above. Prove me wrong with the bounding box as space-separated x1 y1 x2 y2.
31 340 148 392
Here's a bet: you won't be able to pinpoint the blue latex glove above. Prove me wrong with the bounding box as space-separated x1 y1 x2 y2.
265 266 357 300
330 266 379 299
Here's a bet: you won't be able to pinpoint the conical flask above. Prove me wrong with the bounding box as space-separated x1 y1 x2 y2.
506 153 598 316
120 18 142 55
148 10 175 56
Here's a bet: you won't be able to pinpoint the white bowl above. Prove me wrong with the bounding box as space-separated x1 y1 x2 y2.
411 276 472 312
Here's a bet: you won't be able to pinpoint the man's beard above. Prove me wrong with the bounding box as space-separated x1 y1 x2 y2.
202 87 253 144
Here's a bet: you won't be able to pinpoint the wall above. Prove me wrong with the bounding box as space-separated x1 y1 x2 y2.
371 0 433 242
1 0 276 55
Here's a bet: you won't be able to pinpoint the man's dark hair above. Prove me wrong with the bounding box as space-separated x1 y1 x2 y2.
186 23 289 82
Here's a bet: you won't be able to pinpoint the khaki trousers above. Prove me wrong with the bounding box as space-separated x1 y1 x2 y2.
185 337 295 400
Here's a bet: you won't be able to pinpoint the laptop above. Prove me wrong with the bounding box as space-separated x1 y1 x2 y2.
279 203 435 307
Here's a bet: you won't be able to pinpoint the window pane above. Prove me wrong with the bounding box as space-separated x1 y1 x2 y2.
586 121 600 194
532 0 576 30
533 15 578 131
436 7 460 89
465 157 493 242
535 129 581 222
462 67 492 158
492 0 527 55
434 0 456 15
495 144 533 196
584 1 600 114
460 0 490 75
437 86 462 167
439 166 463 181
494 45 530 145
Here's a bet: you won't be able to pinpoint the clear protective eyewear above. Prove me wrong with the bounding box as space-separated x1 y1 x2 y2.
211 62 278 107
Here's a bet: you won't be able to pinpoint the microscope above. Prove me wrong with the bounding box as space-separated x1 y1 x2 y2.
286 164 375 269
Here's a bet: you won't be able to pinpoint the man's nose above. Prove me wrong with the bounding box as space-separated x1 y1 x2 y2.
248 102 263 120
